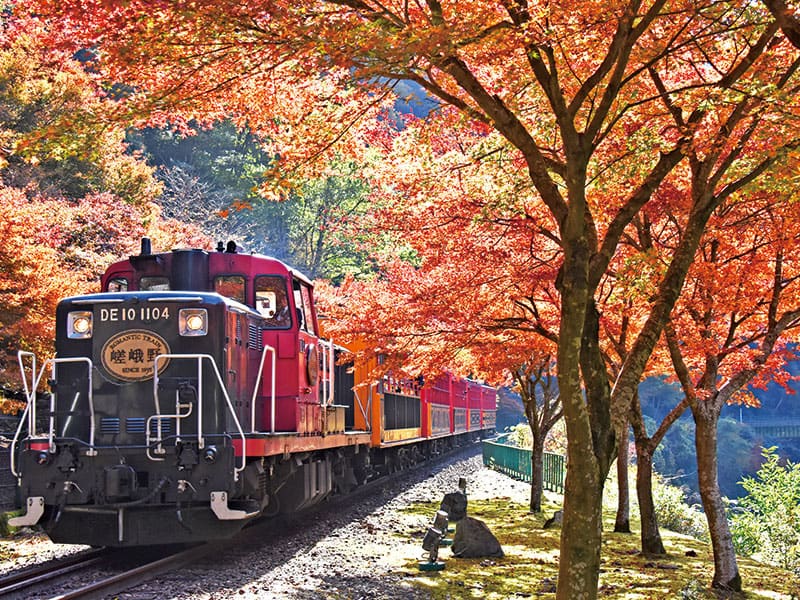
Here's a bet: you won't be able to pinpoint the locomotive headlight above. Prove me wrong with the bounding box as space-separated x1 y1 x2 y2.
179 308 208 336
67 311 93 339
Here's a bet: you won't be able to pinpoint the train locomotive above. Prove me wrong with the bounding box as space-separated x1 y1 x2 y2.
9 239 496 546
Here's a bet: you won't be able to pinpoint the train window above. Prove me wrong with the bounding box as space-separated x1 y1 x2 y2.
140 276 170 291
214 275 246 303
293 279 315 334
106 277 128 292
301 284 316 334
255 276 291 329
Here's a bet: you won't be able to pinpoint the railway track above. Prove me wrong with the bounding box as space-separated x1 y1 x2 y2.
0 443 481 599
0 544 214 600
0 548 108 598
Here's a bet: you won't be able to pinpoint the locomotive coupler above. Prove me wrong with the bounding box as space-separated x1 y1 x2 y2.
176 442 199 470
105 464 138 501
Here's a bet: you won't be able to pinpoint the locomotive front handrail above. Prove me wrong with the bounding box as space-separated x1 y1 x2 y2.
51 357 95 455
153 353 246 478
11 351 37 477
17 351 36 430
318 339 335 406
11 354 96 473
250 344 276 434
146 403 193 461
9 405 28 478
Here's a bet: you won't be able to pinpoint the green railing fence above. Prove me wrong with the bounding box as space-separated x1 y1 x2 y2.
482 435 566 494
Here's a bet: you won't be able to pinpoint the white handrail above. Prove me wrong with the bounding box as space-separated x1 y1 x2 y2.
11 354 95 471
11 352 37 477
153 353 247 478
17 352 36 433
352 382 376 432
353 388 369 429
319 340 328 406
327 339 335 406
52 358 95 455
250 344 276 434
146 402 193 462
9 404 28 478
197 356 203 448
318 339 335 407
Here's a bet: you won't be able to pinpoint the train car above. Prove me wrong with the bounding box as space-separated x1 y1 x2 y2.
330 351 492 474
452 375 469 434
423 373 453 438
481 386 498 431
467 381 484 431
9 239 495 547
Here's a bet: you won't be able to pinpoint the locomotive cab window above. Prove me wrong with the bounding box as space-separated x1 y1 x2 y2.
214 275 246 304
293 279 315 334
255 275 291 329
139 276 170 291
106 276 128 292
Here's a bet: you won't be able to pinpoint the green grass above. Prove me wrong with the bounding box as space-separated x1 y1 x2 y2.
397 498 800 599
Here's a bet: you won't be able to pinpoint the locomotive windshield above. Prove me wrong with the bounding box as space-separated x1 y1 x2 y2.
256 275 291 329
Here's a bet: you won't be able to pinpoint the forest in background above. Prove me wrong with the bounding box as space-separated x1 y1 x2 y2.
4 2 800 596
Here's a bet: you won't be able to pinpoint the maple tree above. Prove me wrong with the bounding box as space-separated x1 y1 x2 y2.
662 186 800 589
14 1 800 596
0 189 211 389
317 127 564 513
596 210 692 552
0 22 211 391
763 0 800 47
511 359 563 513
0 188 83 387
0 23 160 203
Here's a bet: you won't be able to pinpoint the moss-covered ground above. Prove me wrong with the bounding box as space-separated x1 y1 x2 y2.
397 498 800 599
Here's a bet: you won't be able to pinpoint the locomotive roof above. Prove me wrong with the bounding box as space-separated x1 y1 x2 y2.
57 289 247 310
112 242 315 287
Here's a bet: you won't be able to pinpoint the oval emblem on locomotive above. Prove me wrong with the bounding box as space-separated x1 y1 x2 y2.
101 329 170 382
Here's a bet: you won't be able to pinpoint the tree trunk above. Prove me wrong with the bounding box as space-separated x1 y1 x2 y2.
557 439 603 600
634 443 665 555
613 429 631 533
555 203 604 600
530 437 545 513
694 406 742 592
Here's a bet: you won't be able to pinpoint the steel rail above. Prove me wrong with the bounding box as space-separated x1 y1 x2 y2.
0 548 108 597
48 543 219 600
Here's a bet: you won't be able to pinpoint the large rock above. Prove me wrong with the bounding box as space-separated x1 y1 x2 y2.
451 516 504 558
440 491 467 522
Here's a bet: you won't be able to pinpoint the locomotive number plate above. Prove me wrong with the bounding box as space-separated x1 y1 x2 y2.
101 329 171 382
